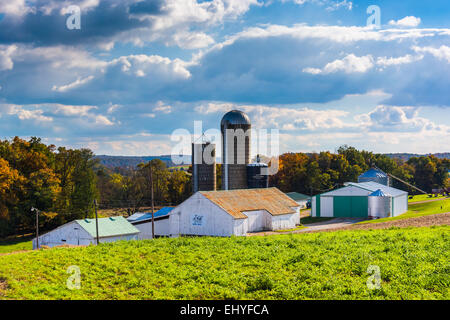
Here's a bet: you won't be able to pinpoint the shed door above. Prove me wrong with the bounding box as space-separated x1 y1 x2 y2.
333 196 368 218
245 211 265 232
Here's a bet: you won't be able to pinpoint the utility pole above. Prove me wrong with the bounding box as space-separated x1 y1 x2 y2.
31 207 39 250
94 199 100 245
150 163 155 239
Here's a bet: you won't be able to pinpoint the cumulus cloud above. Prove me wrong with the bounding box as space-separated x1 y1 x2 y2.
0 45 17 71
52 75 94 92
389 16 421 28
413 45 450 63
303 54 374 74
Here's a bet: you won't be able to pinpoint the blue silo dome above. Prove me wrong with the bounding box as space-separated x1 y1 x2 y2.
359 168 387 179
369 189 388 197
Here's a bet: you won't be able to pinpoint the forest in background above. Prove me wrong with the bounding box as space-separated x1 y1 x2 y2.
0 137 449 237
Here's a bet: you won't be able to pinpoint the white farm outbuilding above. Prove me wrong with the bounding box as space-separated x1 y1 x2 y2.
32 216 139 249
129 207 174 239
311 182 408 219
168 188 300 237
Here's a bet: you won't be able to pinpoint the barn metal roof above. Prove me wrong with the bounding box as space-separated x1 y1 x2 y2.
77 216 139 238
345 182 407 197
200 187 300 219
131 207 174 223
286 192 311 201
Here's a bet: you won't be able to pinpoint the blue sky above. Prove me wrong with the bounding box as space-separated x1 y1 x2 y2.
0 0 449 156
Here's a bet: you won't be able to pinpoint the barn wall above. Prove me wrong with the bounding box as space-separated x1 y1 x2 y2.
242 210 270 232
33 221 93 249
271 212 298 230
134 218 171 239
320 196 334 217
311 196 317 217
169 193 235 237
393 194 408 217
100 234 138 243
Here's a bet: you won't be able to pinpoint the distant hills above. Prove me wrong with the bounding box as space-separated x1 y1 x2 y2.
95 152 449 169
95 155 191 169
385 153 450 161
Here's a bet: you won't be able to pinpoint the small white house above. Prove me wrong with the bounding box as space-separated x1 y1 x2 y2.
130 207 174 239
169 188 300 237
32 216 139 249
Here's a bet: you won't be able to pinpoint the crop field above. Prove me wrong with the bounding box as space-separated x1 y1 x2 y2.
0 226 448 300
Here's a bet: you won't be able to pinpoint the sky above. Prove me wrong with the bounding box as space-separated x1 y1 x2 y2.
0 0 449 157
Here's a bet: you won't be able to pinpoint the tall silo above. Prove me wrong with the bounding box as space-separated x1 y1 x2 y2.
247 155 269 189
192 142 216 193
221 110 251 190
358 168 389 186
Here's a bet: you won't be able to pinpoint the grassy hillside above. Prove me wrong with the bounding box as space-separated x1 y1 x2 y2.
408 194 447 203
0 226 448 300
0 237 32 254
359 198 450 225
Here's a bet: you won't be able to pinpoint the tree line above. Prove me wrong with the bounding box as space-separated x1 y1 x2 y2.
270 145 449 195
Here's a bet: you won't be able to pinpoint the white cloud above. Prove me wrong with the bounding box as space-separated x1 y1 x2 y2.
376 54 424 67
52 76 95 92
0 45 17 71
413 45 450 63
303 54 374 74
1 104 53 122
389 16 421 28
153 101 172 114
0 0 32 16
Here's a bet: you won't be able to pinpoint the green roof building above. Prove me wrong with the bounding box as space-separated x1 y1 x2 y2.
33 216 140 249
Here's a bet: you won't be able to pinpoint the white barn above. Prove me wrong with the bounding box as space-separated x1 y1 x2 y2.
169 188 301 237
311 182 408 219
129 207 174 239
32 216 139 249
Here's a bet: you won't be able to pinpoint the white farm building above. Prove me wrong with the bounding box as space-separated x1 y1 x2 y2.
32 216 139 249
311 182 408 219
129 207 174 239
168 188 301 237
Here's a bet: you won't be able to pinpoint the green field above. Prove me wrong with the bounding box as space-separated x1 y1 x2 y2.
408 194 447 203
0 237 32 254
359 198 450 225
0 226 448 300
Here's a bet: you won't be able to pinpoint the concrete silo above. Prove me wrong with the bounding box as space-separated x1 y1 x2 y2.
221 110 251 190
192 142 216 193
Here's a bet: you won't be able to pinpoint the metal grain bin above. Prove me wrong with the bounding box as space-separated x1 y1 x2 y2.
368 189 391 218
